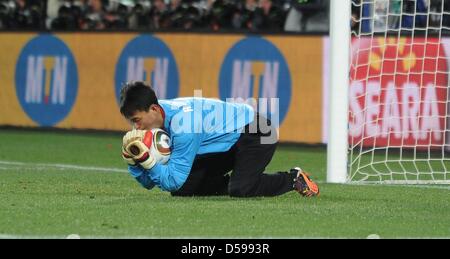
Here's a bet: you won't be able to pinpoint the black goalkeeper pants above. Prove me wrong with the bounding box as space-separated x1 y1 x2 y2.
171 115 297 197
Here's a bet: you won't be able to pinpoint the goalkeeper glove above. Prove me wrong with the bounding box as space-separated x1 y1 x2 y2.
122 130 156 170
122 146 136 166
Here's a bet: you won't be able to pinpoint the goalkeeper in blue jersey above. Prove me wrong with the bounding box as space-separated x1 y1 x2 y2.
119 81 319 197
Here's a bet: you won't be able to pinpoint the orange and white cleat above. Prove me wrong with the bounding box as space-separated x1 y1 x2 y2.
292 167 320 197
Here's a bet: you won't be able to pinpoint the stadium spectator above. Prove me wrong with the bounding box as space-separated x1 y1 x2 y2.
128 1 151 30
204 0 235 31
387 0 401 30
166 0 184 26
284 0 329 32
119 81 320 198
106 2 130 29
361 0 428 33
162 0 202 29
0 0 11 29
251 0 285 31
351 0 360 34
0 0 329 32
1 0 45 30
179 5 202 29
445 0 450 29
148 0 169 29
79 0 106 29
401 0 427 30
51 3 79 29
230 0 256 30
429 0 450 31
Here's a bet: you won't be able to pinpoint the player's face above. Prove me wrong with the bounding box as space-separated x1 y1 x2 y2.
129 105 164 130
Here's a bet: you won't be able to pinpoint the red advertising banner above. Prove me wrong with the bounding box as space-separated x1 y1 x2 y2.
349 37 449 148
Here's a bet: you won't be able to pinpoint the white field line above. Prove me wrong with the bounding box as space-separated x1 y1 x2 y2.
0 160 448 190
0 160 127 173
0 234 339 239
381 184 449 190
0 234 311 239
1 233 448 239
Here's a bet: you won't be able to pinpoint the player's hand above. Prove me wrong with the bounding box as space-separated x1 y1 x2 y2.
122 146 136 166
122 130 156 169
122 129 144 166
125 140 156 169
122 129 147 149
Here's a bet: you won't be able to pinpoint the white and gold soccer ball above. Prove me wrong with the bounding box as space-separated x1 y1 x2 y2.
148 128 171 164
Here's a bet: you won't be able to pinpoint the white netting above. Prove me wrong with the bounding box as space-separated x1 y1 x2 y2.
349 0 450 183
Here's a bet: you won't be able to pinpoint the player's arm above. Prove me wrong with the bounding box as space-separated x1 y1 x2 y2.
145 132 201 192
128 165 156 190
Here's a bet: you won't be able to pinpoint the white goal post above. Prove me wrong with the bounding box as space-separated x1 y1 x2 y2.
327 0 351 183
327 0 450 184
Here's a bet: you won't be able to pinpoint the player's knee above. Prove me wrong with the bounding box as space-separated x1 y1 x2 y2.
228 182 258 197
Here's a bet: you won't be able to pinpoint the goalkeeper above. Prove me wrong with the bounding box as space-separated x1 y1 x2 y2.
120 81 319 197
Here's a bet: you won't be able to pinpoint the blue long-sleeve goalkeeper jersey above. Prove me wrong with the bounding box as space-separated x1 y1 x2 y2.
127 97 255 192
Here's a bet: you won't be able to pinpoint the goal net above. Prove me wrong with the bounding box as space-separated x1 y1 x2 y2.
347 0 450 184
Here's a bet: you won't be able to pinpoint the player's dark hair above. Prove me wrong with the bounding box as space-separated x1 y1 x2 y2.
119 81 159 118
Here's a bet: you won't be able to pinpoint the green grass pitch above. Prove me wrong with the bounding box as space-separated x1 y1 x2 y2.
0 129 449 238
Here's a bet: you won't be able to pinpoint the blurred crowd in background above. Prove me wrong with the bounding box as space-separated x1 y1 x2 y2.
0 0 449 33
0 0 330 32
352 0 450 34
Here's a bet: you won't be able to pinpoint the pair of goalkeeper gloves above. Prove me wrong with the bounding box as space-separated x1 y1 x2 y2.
122 129 156 170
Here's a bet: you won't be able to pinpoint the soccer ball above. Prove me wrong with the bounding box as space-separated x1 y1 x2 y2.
148 128 171 164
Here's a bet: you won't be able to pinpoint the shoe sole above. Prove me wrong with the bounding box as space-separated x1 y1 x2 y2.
298 172 320 197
